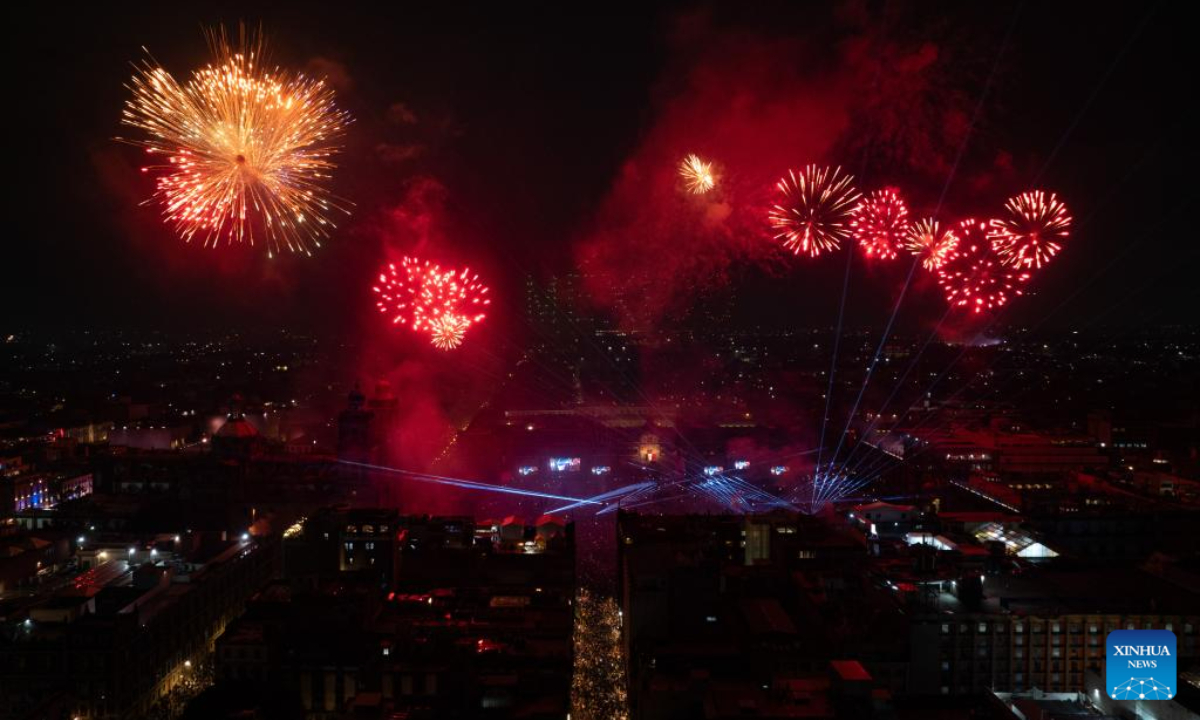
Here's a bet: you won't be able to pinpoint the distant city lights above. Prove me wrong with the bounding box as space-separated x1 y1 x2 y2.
770 466 788 476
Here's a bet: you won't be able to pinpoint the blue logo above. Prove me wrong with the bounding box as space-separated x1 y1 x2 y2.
1106 629 1176 700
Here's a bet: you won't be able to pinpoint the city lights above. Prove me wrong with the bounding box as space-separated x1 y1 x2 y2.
6 9 1186 720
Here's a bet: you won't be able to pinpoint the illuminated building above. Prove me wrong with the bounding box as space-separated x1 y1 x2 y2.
909 582 1199 697
0 534 278 720
215 509 574 717
618 512 873 719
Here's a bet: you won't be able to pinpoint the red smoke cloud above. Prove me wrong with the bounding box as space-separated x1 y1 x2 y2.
574 9 977 330
363 177 452 259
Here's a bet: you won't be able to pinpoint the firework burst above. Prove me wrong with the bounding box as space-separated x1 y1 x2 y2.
373 258 490 350
769 165 860 257
938 220 1030 314
850 188 909 260
120 28 351 257
903 218 960 271
988 191 1072 269
678 154 716 195
429 315 468 350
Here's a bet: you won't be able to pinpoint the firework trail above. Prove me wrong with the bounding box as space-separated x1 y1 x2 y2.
678 154 716 195
373 257 490 350
903 218 960 271
769 165 861 257
938 219 1030 313
851 188 909 260
120 27 351 257
988 190 1072 269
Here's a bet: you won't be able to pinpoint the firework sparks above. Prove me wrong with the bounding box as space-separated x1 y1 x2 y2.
903 218 960 271
120 28 351 257
769 165 861 257
429 314 468 350
373 257 490 349
851 188 909 260
678 154 716 194
938 220 1030 314
988 191 1072 269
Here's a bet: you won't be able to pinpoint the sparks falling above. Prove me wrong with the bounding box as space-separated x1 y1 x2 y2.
938 220 1030 314
120 28 351 257
678 154 716 195
988 191 1072 269
903 218 960 271
850 188 909 260
373 257 490 350
769 165 861 257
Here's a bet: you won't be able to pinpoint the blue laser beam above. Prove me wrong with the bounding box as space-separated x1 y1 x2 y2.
338 460 603 506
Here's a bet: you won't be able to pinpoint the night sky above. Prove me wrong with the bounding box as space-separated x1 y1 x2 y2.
9 2 1195 337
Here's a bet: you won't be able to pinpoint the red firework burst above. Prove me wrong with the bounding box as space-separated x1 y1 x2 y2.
768 165 860 257
903 218 960 271
850 188 909 260
938 219 1030 314
373 257 490 349
988 190 1072 269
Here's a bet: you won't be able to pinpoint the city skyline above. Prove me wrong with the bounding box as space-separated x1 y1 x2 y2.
4 4 1198 720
